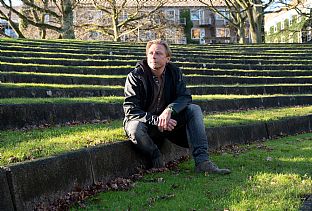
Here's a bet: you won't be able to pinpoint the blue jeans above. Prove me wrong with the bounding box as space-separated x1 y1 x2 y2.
124 104 209 165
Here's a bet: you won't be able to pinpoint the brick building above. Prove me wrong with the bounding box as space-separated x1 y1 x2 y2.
265 0 312 43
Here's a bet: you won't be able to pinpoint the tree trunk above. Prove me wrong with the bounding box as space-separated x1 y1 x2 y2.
237 21 246 44
253 3 263 43
246 6 259 43
112 13 120 42
40 27 47 39
62 0 75 39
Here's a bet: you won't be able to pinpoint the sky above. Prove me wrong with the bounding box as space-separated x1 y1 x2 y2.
5 0 22 6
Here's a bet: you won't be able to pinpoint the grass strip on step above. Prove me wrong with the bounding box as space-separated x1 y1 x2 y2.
2 82 312 90
204 105 312 128
0 105 312 166
188 83 312 88
0 96 124 105
0 82 123 89
1 94 311 105
0 71 127 79
70 132 312 210
0 120 125 166
0 61 133 70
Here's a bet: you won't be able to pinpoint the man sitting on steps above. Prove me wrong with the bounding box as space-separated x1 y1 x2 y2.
123 39 231 174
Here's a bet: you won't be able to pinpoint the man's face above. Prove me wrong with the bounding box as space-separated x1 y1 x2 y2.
147 43 170 74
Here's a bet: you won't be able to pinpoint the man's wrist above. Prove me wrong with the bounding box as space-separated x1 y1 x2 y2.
166 107 176 114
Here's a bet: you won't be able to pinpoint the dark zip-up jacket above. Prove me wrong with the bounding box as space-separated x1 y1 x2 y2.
123 59 192 126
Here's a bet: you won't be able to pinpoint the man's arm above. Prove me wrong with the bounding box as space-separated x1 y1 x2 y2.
166 65 192 114
158 65 192 132
123 72 159 125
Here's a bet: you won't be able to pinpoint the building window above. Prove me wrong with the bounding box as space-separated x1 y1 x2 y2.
119 11 128 21
191 28 201 39
281 21 284 30
165 9 175 21
274 25 277 33
281 36 285 43
44 14 49 23
216 28 230 37
289 33 294 43
190 9 200 21
89 31 100 39
289 18 293 26
297 15 301 23
298 31 302 42
307 27 311 42
215 10 229 20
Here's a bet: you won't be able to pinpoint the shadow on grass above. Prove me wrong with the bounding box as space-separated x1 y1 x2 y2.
71 133 312 210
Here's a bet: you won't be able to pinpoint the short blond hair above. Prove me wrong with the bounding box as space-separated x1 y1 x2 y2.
146 39 172 58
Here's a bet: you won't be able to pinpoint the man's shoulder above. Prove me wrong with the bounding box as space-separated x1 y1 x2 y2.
166 62 181 75
167 62 180 71
129 59 147 76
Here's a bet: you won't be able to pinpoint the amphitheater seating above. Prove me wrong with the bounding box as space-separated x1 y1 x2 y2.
1 38 312 210
0 39 311 130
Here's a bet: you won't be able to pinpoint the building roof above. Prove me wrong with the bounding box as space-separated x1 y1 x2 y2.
78 0 226 7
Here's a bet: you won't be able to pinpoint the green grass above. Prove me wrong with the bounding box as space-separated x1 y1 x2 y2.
0 82 123 89
2 55 312 66
0 55 138 63
0 120 125 166
189 83 312 88
0 105 311 166
71 133 312 210
204 105 312 127
0 61 133 70
2 82 311 90
0 71 127 79
0 96 124 105
192 94 312 100
0 94 311 105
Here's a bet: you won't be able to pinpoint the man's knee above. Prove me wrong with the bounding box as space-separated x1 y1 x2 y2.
186 104 203 116
124 121 148 144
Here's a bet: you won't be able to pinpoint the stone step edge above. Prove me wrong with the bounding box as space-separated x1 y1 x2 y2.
1 95 312 130
0 114 311 211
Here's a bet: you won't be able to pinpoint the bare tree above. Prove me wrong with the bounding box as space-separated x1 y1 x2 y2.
79 0 169 42
0 0 25 37
234 0 310 43
199 0 307 43
0 0 78 39
199 0 248 43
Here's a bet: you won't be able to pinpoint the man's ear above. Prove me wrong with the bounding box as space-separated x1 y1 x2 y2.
167 57 171 63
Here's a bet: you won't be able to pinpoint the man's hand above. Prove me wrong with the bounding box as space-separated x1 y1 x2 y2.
157 108 177 132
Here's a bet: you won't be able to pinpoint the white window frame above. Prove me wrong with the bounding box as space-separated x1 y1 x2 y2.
216 10 229 21
191 28 201 39
307 27 312 42
44 14 49 23
289 33 293 43
190 9 200 21
165 9 175 21
281 36 285 43
298 31 302 43
216 27 230 37
297 15 302 23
